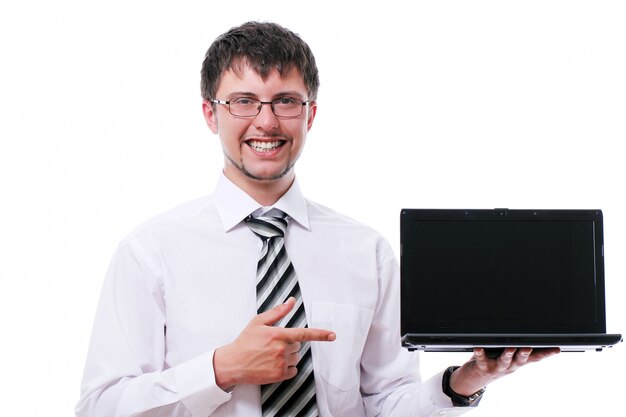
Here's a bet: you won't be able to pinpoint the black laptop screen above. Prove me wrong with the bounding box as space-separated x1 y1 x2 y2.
400 210 606 334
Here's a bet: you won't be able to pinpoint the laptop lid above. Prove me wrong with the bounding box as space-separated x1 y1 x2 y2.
400 208 622 352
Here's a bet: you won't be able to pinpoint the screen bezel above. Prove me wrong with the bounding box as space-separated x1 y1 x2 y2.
400 209 606 334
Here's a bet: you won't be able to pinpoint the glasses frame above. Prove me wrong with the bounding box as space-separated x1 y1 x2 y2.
211 97 309 119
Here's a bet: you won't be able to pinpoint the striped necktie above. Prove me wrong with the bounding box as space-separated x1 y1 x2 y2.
245 214 318 417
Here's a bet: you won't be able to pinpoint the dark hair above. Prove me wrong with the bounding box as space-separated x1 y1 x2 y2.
200 21 319 101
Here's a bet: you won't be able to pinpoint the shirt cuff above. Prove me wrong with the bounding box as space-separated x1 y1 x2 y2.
175 350 232 416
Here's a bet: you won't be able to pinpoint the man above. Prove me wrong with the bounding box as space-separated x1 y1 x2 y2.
76 21 558 417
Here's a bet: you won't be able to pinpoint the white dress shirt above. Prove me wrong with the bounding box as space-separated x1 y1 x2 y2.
76 174 470 417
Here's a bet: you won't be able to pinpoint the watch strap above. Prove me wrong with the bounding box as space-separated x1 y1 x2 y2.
442 366 486 407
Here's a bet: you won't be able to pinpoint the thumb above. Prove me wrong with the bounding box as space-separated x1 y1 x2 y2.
257 297 296 326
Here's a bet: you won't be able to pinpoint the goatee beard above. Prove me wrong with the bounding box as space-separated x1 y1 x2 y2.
224 153 295 182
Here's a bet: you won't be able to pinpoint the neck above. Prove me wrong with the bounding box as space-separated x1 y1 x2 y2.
223 168 295 206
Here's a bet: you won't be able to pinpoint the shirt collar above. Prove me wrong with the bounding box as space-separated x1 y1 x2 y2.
213 172 311 232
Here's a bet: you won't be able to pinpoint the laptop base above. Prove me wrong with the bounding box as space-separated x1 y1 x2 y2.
402 333 623 353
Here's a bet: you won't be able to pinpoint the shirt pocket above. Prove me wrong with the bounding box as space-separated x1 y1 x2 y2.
309 301 374 391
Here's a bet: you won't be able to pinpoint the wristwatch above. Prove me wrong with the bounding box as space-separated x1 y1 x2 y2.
441 366 486 407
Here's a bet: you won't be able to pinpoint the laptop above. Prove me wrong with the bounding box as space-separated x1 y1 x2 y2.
400 208 622 354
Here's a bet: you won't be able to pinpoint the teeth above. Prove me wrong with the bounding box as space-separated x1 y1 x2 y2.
248 140 282 152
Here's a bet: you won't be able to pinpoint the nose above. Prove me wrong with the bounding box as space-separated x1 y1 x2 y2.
254 102 279 130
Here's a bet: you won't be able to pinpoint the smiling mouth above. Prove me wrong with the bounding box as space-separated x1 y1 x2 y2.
245 139 286 153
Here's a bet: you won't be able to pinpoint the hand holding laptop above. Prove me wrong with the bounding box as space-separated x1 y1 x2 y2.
449 347 560 397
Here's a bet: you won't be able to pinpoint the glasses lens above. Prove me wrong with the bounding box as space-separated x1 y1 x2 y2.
272 97 304 117
229 98 261 117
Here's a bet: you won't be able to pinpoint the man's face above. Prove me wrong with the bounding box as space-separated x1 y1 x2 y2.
203 64 317 189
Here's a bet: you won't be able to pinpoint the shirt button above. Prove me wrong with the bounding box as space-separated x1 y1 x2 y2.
438 411 448 415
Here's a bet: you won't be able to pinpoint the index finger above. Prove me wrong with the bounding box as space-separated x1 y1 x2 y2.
282 327 336 343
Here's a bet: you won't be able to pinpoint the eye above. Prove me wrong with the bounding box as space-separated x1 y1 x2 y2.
274 97 299 106
231 97 258 106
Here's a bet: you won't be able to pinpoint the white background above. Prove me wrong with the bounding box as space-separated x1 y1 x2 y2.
1 1 624 416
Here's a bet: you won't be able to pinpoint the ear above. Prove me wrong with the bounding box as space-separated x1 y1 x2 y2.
202 100 219 134
306 101 317 132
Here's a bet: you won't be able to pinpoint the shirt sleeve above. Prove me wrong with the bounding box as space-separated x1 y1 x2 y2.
360 242 474 417
75 237 231 417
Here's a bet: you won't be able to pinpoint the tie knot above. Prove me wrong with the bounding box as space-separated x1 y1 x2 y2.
245 214 289 239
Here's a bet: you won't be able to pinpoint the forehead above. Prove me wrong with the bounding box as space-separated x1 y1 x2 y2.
215 63 308 98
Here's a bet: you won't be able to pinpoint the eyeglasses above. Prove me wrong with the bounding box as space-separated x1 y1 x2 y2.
211 97 309 118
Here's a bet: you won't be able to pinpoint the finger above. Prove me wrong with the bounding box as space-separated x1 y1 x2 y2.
527 347 560 363
496 348 516 370
473 348 486 362
284 365 298 381
288 341 302 355
472 348 491 371
256 297 297 326
283 326 336 343
512 348 532 367
286 350 300 367
473 347 485 359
